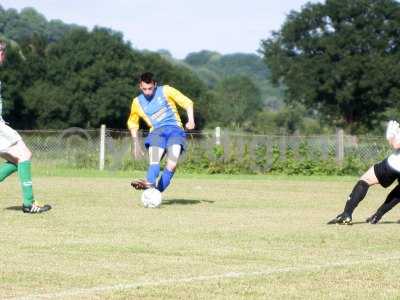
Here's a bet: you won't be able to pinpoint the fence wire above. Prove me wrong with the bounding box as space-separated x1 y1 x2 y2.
17 128 391 171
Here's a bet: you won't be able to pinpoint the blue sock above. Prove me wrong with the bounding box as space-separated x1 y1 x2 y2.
146 164 160 186
157 169 175 192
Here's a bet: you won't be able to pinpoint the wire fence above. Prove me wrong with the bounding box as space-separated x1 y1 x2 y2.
17 127 391 172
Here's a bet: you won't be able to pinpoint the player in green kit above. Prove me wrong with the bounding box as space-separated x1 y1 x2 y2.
0 40 51 213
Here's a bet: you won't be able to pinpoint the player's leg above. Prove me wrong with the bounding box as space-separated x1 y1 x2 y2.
146 146 165 186
0 123 18 182
156 126 186 193
157 144 181 192
366 184 400 224
343 166 377 213
1 124 33 202
131 128 166 190
0 158 17 182
3 140 51 213
5 140 34 206
328 163 382 225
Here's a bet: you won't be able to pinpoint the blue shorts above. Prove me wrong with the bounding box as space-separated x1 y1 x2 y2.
144 126 187 151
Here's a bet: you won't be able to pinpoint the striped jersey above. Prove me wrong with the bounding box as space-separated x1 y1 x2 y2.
127 85 193 131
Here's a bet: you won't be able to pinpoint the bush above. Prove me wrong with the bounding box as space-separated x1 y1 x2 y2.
32 136 382 176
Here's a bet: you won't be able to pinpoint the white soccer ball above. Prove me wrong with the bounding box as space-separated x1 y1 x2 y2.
141 188 162 208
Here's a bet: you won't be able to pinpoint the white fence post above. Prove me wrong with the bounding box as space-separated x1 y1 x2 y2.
99 124 106 171
280 128 287 159
336 128 344 163
215 127 221 145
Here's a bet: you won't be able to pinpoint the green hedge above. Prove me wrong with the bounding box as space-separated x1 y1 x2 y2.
32 140 388 176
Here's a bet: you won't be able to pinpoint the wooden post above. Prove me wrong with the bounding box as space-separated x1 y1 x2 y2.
215 127 221 145
336 128 344 163
280 128 287 160
99 124 106 171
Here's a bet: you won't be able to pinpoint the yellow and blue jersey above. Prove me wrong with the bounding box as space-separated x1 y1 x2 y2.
127 85 193 131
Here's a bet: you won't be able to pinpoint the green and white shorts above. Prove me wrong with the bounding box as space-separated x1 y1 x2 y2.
0 122 22 152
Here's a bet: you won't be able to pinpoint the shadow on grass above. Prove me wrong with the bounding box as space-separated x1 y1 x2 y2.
163 199 214 206
373 221 399 225
351 221 369 225
352 221 400 225
328 220 400 225
4 206 22 211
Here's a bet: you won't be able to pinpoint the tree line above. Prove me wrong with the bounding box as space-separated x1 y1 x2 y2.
3 1 399 134
0 6 266 131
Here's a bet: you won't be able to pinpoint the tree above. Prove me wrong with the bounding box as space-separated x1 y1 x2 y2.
184 50 221 67
209 76 263 127
0 42 32 128
6 27 209 129
261 0 400 133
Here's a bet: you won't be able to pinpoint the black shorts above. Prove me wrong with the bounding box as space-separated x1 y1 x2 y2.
374 158 400 188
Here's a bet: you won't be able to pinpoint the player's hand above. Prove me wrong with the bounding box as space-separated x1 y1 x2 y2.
185 120 195 130
386 120 399 140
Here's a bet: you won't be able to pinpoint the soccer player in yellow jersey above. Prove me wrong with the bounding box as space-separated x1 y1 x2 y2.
0 40 51 213
128 72 195 191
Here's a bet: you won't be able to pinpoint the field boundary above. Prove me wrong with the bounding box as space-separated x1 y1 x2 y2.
9 252 400 300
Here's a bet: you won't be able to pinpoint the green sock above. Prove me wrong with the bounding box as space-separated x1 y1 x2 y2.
18 160 34 206
0 161 17 182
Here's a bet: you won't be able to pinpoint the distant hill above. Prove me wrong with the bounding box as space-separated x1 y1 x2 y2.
0 5 83 43
182 50 284 110
155 49 284 110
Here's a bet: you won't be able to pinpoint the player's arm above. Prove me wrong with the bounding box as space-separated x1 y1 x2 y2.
390 137 400 150
165 85 195 130
386 120 400 150
185 105 195 130
127 100 144 158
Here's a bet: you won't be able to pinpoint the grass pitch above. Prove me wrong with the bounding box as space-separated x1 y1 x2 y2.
1 170 400 299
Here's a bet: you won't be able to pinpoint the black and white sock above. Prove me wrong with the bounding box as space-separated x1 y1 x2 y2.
375 184 400 218
343 180 370 217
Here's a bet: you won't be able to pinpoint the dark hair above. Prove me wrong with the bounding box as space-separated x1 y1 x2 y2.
140 72 156 84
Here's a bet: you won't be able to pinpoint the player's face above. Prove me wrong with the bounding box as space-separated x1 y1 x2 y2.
139 81 156 98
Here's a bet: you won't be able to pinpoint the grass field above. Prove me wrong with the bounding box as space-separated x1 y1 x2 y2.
2 170 400 299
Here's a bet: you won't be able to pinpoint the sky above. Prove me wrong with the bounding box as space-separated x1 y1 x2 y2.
1 0 321 59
